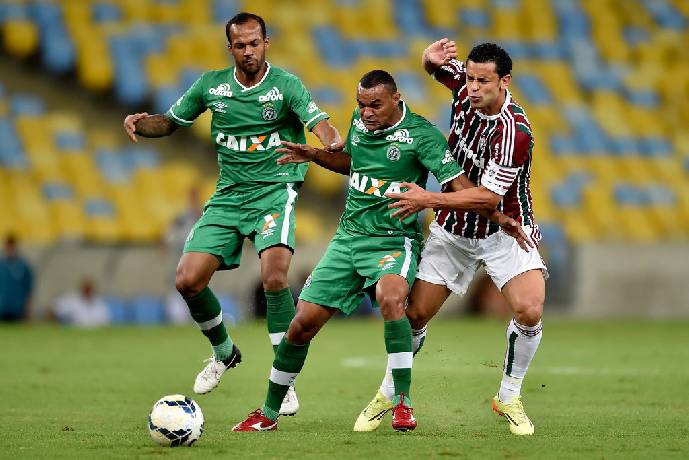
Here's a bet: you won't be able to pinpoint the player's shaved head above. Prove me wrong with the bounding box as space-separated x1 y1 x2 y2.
225 12 266 44
359 70 398 94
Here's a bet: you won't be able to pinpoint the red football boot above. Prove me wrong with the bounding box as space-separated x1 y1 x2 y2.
232 409 278 432
391 393 417 432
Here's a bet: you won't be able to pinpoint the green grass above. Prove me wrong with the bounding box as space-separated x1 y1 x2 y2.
1 318 688 459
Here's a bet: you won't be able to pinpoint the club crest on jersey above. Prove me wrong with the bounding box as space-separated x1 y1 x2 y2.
387 145 401 161
262 104 278 121
351 134 360 146
212 101 227 113
259 86 283 102
208 83 233 98
378 252 401 270
385 128 413 144
216 132 282 152
261 213 280 238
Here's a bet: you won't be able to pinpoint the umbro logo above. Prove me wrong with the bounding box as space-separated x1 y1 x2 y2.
259 86 283 102
212 101 227 113
209 83 233 98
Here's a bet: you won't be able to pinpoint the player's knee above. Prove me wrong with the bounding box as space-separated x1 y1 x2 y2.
405 307 430 329
286 317 315 344
512 297 544 326
175 270 206 298
261 271 288 292
378 293 406 320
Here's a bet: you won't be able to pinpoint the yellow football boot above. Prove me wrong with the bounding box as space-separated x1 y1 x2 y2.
353 390 393 432
492 395 535 435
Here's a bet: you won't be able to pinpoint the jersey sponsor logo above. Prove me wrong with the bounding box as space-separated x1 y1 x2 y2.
351 134 360 146
349 172 402 197
307 101 319 114
353 118 368 132
261 213 281 238
387 145 401 161
212 101 227 113
258 86 284 102
262 105 277 121
378 252 401 270
215 132 282 152
208 83 233 98
385 128 413 144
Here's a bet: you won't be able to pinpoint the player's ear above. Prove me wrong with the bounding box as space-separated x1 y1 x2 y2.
501 74 511 89
392 91 401 104
264 36 270 49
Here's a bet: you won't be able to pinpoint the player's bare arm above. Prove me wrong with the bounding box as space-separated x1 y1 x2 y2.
422 38 458 75
123 113 177 143
446 176 533 250
276 141 351 175
311 119 345 152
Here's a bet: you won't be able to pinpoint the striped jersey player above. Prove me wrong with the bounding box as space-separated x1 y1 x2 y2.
436 58 540 242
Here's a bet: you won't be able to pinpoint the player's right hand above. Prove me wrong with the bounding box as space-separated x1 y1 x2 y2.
276 141 317 164
123 112 149 143
424 38 458 67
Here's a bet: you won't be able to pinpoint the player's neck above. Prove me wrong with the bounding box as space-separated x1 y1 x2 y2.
480 89 507 116
381 108 403 130
235 62 268 88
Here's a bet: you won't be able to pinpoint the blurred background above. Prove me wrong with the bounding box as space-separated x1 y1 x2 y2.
1 0 688 327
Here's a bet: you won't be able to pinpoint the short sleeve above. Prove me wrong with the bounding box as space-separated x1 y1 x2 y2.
433 59 466 92
344 108 359 152
287 77 329 131
418 132 463 185
480 128 532 196
166 75 207 126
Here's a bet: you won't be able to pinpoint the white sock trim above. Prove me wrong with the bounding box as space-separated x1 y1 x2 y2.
388 351 413 369
269 332 285 345
196 312 222 331
269 367 298 386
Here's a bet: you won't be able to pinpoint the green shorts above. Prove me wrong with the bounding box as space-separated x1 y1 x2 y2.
183 182 299 270
299 229 422 315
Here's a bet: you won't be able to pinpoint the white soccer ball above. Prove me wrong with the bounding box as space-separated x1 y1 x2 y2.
147 394 204 447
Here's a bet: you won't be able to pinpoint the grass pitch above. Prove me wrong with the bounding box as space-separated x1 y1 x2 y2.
1 318 688 459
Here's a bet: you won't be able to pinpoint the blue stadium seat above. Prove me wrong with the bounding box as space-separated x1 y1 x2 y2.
10 94 44 116
55 132 85 151
43 183 74 201
85 198 115 217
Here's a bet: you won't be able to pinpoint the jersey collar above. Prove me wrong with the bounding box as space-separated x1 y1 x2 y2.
233 61 271 92
373 101 407 135
475 89 511 120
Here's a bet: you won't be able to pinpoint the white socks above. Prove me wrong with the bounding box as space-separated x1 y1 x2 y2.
498 318 542 403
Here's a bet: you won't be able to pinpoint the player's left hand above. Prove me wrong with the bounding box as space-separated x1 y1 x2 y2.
276 141 316 164
499 217 534 252
386 182 431 220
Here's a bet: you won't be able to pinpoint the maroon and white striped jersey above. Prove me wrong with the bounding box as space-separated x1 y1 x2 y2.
433 59 539 241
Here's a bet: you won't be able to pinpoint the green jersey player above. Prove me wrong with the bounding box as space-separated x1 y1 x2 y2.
232 70 466 432
122 13 341 416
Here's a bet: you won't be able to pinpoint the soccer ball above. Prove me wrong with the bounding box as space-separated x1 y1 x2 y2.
147 394 204 447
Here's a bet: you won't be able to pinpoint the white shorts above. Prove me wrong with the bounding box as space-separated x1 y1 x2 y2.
417 221 548 296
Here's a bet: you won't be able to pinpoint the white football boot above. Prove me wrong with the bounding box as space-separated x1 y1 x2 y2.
193 344 242 394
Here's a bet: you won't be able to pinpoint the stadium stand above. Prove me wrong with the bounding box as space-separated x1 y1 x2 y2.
1 0 688 250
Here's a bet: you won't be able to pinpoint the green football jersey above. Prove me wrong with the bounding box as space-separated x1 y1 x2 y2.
339 101 462 241
166 62 329 190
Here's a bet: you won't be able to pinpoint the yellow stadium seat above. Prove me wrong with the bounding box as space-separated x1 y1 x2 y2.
87 217 123 243
294 208 325 243
2 19 39 58
51 201 87 240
